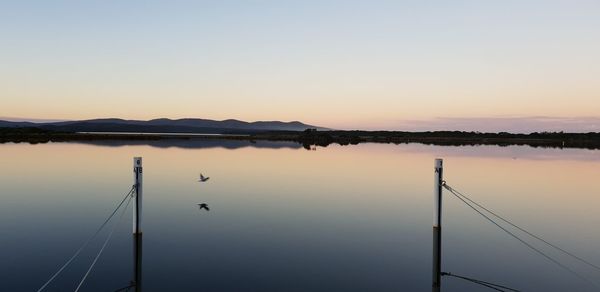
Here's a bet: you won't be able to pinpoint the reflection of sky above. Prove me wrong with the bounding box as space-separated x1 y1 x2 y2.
0 142 599 291
396 143 600 162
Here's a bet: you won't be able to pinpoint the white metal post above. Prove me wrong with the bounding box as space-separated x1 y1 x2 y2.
133 157 143 234
432 158 443 291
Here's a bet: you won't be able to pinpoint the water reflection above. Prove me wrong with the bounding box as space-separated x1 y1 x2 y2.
133 234 143 292
68 139 302 150
0 141 599 291
398 143 600 162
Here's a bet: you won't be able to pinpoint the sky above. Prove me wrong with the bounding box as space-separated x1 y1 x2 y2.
1 0 599 131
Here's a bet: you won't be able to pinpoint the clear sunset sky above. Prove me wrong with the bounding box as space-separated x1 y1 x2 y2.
1 1 599 131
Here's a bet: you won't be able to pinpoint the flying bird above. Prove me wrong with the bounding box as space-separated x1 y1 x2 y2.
198 173 210 182
197 203 210 211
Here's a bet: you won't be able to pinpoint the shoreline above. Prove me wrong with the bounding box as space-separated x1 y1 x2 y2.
1 130 600 150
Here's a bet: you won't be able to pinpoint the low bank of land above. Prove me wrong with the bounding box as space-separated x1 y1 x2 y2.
1 127 599 150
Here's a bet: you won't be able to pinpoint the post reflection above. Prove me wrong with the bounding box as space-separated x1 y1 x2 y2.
133 234 143 292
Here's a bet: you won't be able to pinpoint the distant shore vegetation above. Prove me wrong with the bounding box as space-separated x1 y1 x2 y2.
1 127 599 150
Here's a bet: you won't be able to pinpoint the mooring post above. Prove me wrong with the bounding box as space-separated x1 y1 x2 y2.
132 157 143 291
432 158 443 292
133 157 143 234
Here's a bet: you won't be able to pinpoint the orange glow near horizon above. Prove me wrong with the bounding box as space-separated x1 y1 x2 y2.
1 1 599 130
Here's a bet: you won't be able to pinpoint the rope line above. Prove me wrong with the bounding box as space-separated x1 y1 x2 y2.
444 183 600 274
74 194 133 292
443 183 599 289
442 272 520 292
113 283 135 292
37 185 135 292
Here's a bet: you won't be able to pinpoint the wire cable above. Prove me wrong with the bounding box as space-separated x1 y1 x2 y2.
442 272 520 292
444 184 599 289
113 283 135 292
37 185 135 292
444 183 600 273
74 193 133 292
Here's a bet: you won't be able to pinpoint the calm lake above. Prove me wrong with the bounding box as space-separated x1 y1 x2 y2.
1 140 599 291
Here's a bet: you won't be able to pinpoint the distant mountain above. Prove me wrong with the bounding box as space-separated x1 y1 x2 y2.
0 120 37 128
0 118 326 134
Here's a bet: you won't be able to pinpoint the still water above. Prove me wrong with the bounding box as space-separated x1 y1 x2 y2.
1 140 599 291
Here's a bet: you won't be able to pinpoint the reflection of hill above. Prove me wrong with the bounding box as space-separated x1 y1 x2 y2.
72 139 302 150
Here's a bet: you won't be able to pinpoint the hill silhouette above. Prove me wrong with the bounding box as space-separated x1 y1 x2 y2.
0 118 325 134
